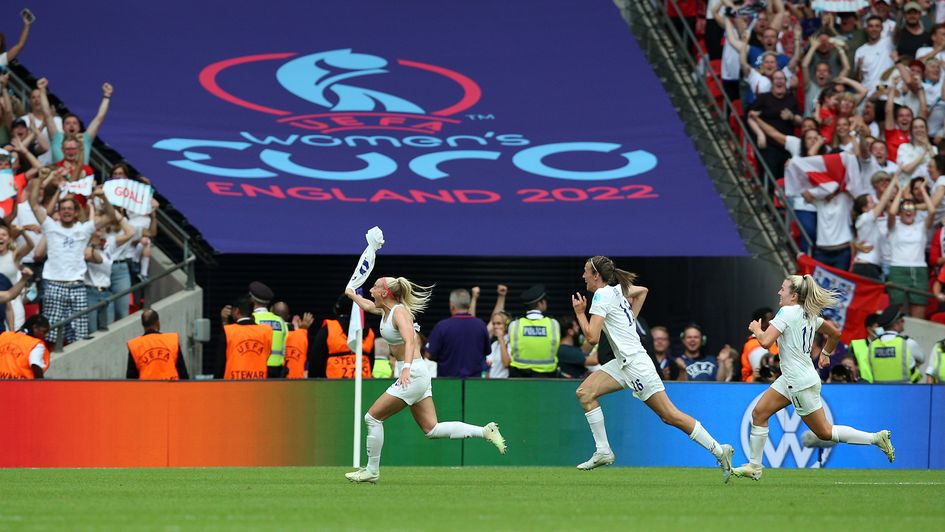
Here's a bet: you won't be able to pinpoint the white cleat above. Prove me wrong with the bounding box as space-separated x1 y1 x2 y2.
731 463 763 481
484 422 507 455
577 450 616 470
345 468 379 484
718 444 734 483
875 430 895 463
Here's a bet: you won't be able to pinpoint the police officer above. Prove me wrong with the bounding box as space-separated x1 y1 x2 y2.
849 313 882 383
248 281 288 378
926 339 945 383
126 309 189 380
868 306 925 383
507 284 560 377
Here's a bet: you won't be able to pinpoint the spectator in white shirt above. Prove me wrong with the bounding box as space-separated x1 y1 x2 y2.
897 117 938 182
855 15 895 96
887 185 941 318
852 173 900 280
83 229 113 333
28 178 117 344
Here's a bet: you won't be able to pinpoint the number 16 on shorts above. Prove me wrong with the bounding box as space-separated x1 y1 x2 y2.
630 379 644 392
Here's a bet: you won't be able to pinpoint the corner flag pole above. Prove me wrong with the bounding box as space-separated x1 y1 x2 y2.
345 226 384 469
352 302 364 468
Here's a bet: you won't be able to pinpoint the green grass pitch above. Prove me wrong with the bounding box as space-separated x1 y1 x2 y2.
2 467 943 530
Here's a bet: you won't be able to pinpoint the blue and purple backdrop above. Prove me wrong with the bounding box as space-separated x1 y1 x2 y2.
12 0 746 256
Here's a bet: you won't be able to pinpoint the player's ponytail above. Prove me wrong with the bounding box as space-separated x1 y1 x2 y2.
786 274 838 319
387 276 434 315
589 255 638 298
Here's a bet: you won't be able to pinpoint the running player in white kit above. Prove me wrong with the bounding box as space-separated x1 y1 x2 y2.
344 276 506 483
571 256 734 480
731 275 895 481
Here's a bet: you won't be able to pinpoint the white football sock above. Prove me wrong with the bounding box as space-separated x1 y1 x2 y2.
585 407 611 453
689 421 723 459
831 425 875 445
425 421 485 440
749 424 768 466
364 413 384 474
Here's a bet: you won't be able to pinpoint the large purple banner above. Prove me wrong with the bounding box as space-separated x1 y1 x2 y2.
13 1 747 256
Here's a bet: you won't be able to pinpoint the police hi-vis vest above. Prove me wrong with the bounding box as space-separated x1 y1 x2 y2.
509 314 560 373
849 339 873 383
867 334 913 383
931 342 945 383
253 310 288 367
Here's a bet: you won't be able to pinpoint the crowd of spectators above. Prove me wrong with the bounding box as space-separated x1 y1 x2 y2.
0 11 159 359
669 0 945 323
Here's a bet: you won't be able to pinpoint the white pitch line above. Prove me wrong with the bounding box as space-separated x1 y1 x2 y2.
834 482 945 486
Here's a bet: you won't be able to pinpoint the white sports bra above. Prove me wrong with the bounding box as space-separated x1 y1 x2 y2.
380 304 420 346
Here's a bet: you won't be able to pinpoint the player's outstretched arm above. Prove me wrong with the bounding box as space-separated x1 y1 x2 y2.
345 287 382 315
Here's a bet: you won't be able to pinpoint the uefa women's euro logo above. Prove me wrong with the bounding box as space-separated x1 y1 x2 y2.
199 49 480 134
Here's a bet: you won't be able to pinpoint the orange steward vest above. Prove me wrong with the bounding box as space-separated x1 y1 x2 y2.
224 323 272 380
740 336 779 383
128 332 181 380
324 319 374 379
285 329 309 379
0 331 48 379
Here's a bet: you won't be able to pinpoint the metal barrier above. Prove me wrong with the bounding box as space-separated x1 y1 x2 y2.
632 0 934 300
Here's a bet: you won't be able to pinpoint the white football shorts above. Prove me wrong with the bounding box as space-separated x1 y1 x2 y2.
771 376 823 417
386 359 433 405
600 356 665 401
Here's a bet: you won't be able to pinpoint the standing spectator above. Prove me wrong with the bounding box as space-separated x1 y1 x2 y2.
748 70 802 179
896 2 932 59
272 301 314 379
897 117 938 181
219 297 272 380
868 305 926 382
0 313 48 380
884 85 916 163
855 15 895 96
248 281 289 378
862 139 900 185
921 59 945 143
36 78 112 165
916 21 945 61
425 288 490 378
508 285 561 378
0 221 34 332
865 0 897 39
887 185 941 317
29 179 117 344
485 310 510 379
740 308 778 382
674 324 733 381
309 294 375 379
650 325 676 380
801 183 854 271
126 309 188 380
83 229 113 333
0 10 33 71
852 173 900 279
557 315 588 379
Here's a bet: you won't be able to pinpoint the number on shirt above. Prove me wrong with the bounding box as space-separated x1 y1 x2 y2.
801 326 814 354
619 299 634 327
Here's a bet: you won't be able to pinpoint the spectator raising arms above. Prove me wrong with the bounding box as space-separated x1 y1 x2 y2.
29 179 118 344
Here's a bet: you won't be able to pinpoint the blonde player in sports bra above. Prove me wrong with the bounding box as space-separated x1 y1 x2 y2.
344 276 506 483
571 256 735 480
731 275 895 481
